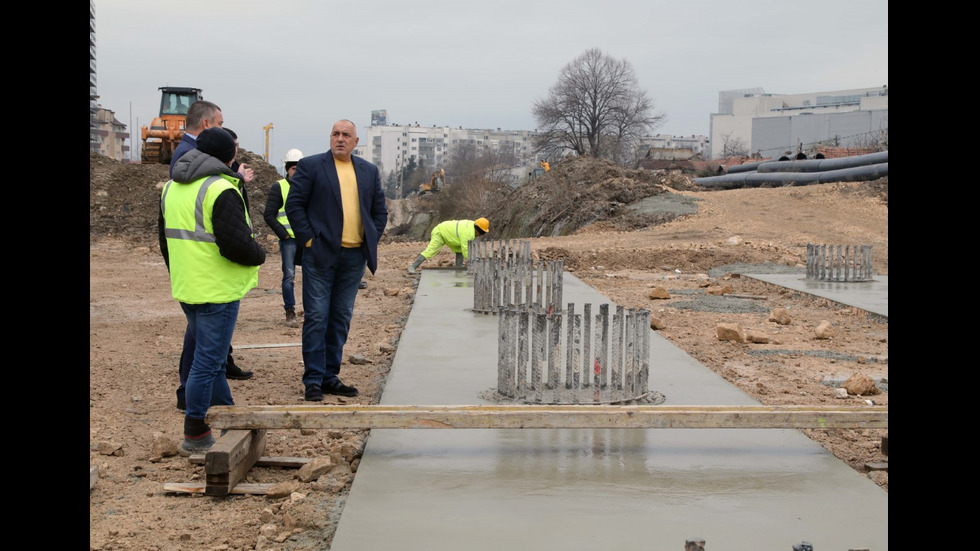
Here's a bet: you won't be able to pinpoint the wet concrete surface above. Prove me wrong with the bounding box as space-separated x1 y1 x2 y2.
743 274 888 318
329 269 888 551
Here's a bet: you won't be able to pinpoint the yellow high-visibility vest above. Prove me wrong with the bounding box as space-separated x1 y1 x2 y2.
161 174 259 304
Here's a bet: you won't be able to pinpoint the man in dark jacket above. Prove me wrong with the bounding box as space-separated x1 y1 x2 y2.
159 127 266 455
284 119 387 401
169 100 222 177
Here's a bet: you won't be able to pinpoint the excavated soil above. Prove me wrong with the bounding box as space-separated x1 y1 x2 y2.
90 150 887 551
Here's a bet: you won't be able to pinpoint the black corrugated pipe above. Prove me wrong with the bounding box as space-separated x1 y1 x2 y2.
726 160 768 174
694 163 888 190
756 151 888 173
722 150 887 175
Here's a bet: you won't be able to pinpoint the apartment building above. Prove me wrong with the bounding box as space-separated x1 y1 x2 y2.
708 85 888 160
92 106 131 161
354 115 539 185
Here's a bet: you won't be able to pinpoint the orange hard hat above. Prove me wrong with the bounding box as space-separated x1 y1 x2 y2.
475 217 489 233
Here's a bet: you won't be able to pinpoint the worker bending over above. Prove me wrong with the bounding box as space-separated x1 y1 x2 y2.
408 217 489 274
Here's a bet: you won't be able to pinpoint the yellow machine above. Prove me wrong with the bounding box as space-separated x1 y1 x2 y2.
140 87 203 164
420 168 445 195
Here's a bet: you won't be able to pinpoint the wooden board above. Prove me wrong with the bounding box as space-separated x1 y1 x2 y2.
188 455 310 468
204 429 267 497
206 404 887 430
163 482 274 495
233 342 301 349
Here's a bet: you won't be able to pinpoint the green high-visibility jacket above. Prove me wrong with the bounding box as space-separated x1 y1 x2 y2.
161 174 259 303
274 178 294 238
422 219 478 260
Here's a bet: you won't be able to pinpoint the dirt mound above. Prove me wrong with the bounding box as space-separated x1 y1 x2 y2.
482 155 696 238
89 148 283 248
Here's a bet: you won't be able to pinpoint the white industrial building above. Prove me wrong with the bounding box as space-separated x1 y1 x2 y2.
708 85 888 160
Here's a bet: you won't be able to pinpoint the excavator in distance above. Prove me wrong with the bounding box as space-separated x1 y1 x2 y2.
141 87 204 165
419 168 444 195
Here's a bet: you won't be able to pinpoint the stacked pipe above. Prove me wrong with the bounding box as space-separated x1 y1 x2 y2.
806 244 874 282
497 303 651 404
695 151 888 189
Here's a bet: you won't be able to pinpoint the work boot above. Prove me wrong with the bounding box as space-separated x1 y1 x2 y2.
304 383 323 402
225 357 253 380
455 252 464 268
408 254 425 274
179 417 216 457
285 307 299 328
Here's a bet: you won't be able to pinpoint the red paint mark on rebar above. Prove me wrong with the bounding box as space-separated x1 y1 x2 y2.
594 358 601 402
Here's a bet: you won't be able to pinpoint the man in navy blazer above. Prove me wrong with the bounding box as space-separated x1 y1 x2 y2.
284 119 388 400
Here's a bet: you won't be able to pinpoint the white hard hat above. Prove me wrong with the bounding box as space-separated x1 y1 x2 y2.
283 148 304 166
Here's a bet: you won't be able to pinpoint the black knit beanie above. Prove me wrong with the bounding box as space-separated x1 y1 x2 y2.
197 128 237 164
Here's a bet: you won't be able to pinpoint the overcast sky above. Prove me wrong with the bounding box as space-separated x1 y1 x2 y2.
94 0 887 170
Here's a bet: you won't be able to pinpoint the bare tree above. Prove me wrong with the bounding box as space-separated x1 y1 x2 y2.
719 132 749 158
532 48 664 165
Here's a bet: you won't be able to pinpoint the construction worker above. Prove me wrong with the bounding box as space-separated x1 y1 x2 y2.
408 217 489 274
159 127 266 455
264 148 305 327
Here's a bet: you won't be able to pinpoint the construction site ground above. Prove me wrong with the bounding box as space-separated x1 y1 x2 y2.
89 150 887 550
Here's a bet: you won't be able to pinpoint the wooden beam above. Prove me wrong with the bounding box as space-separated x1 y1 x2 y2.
232 342 301 349
206 404 887 430
188 455 310 469
164 482 274 495
204 429 266 496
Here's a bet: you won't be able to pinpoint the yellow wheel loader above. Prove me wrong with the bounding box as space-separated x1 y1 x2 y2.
140 87 203 165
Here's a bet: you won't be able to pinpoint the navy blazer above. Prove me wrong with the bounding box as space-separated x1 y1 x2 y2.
169 134 197 178
284 151 388 275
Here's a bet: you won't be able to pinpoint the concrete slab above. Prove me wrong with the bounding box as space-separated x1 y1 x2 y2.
743 274 888 318
330 269 887 551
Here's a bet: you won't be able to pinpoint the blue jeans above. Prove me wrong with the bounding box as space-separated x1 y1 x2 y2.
301 246 365 387
176 334 233 406
279 238 298 310
179 301 238 420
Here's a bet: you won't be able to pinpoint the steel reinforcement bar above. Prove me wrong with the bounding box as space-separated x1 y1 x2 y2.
470 239 563 315
806 243 874 281
497 303 650 403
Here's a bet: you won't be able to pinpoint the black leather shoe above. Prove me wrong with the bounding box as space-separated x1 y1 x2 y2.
226 365 254 380
323 380 359 397
305 384 323 401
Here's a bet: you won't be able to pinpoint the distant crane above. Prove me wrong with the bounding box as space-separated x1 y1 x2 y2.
263 122 274 163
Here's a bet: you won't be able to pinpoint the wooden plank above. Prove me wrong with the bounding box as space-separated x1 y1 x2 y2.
188 455 311 469
206 404 887 430
232 342 301 349
163 482 274 495
204 429 267 497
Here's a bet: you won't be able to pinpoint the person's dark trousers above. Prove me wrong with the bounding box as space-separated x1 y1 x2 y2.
300 246 365 388
280 237 298 310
